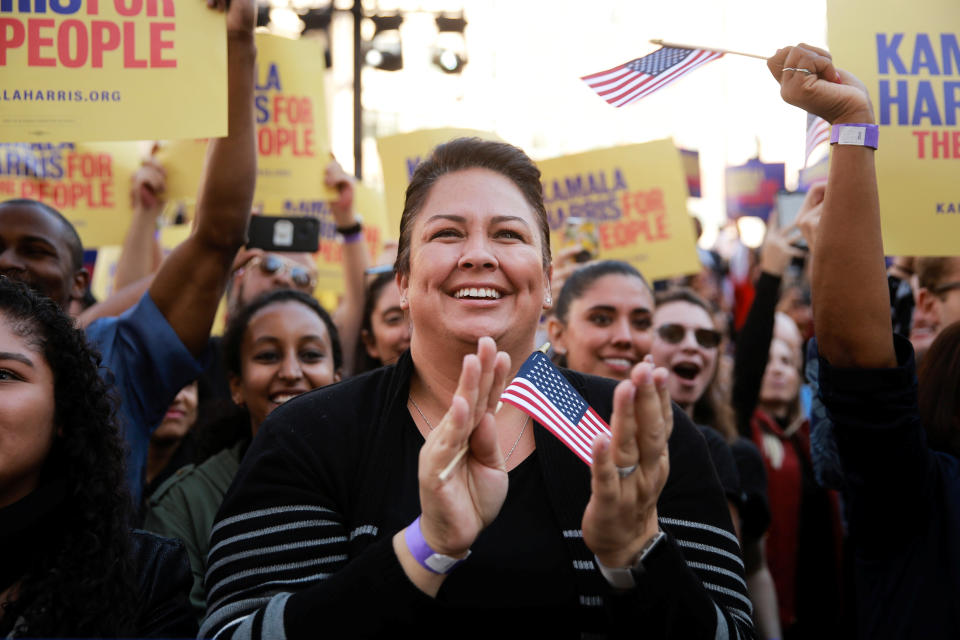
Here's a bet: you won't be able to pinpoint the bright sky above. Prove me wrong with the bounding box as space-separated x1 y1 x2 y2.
322 0 829 244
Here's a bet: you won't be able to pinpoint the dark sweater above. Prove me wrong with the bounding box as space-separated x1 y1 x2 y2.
819 335 960 639
200 351 756 639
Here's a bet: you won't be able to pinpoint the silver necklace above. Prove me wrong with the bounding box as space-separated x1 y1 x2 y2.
408 395 530 463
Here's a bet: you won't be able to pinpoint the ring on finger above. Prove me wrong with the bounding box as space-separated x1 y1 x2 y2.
616 464 638 478
782 67 814 75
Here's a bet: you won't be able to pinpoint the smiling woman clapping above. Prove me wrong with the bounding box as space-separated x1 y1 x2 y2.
200 138 756 639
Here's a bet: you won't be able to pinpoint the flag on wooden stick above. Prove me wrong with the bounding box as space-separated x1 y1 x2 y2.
582 46 723 108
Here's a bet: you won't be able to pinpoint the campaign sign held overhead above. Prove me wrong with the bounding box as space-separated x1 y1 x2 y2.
0 0 227 142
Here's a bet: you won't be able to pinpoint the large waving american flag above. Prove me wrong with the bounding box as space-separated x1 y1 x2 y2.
500 351 611 465
582 46 723 108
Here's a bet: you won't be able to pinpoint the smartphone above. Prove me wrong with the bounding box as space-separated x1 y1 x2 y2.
561 217 599 263
247 215 319 253
775 190 808 249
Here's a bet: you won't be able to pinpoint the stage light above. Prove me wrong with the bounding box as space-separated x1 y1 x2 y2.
301 6 333 67
268 6 302 35
256 3 270 28
432 13 467 74
364 14 403 71
736 216 768 249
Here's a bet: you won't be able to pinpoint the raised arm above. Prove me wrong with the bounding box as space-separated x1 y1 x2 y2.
147 0 257 357
116 157 165 290
327 159 368 375
732 221 804 435
768 44 895 369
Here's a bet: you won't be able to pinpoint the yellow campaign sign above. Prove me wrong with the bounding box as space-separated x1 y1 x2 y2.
0 141 140 247
828 0 960 255
1 0 226 142
251 33 332 201
376 128 498 236
159 221 190 251
90 243 119 301
537 140 700 281
353 183 389 255
157 33 333 206
154 138 206 206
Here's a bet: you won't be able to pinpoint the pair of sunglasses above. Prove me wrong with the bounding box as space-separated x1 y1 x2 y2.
656 323 722 349
249 255 316 289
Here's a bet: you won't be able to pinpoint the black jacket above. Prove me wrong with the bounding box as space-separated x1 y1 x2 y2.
129 529 198 638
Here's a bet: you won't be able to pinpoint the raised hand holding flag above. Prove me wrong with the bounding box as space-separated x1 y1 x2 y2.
582 39 769 108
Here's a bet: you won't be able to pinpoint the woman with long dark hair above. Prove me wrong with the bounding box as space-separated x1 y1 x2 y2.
0 277 195 637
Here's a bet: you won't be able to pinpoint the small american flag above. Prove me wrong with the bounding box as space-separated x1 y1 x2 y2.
805 112 831 166
581 46 723 108
500 351 611 465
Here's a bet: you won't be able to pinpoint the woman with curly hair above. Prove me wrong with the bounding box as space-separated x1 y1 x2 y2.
0 277 195 637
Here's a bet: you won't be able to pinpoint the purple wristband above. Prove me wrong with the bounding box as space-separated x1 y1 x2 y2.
341 230 363 244
403 515 470 574
830 123 878 149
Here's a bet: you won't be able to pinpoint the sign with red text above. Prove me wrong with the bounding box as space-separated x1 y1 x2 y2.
376 128 499 236
156 33 332 206
252 33 332 201
828 0 960 254
0 141 140 246
537 140 699 281
0 0 226 142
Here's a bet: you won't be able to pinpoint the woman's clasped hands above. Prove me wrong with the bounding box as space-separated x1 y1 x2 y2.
396 337 676 591
394 337 511 594
583 360 673 570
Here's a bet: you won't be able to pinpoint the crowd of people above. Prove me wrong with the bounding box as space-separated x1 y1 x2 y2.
0 3 957 636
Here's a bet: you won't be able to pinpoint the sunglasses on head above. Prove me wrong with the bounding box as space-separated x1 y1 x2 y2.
249 255 316 289
656 323 722 349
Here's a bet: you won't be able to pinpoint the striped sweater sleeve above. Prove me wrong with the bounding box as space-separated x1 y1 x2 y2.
600 431 756 638
649 413 756 639
569 373 756 639
198 401 434 639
